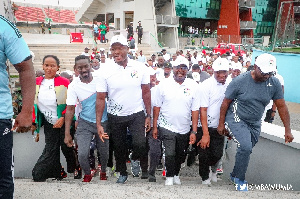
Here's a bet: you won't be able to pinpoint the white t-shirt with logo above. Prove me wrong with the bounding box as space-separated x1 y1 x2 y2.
96 59 149 116
153 78 201 134
38 78 58 124
200 76 229 128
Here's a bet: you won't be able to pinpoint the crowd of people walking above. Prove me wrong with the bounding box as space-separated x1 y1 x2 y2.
0 15 295 198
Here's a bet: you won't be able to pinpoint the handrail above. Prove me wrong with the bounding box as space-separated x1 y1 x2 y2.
150 32 163 48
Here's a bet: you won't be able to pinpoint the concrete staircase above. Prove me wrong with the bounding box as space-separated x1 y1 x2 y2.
9 43 156 75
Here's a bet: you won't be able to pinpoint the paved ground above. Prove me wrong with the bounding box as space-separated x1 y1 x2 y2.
14 166 300 199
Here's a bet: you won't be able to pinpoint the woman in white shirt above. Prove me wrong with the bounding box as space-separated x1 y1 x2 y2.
32 55 77 181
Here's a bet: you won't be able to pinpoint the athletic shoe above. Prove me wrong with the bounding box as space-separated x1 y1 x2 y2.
165 177 174 186
82 174 92 182
74 166 82 179
230 174 239 184
148 174 156 182
100 172 107 180
91 168 97 177
210 171 218 183
114 172 120 178
60 167 67 179
141 171 149 179
173 175 181 185
156 163 163 171
116 175 128 184
216 168 223 174
131 160 141 177
202 178 211 185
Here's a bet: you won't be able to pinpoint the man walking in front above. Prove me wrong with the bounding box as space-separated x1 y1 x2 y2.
197 58 229 185
217 53 294 191
96 35 151 183
64 55 109 182
152 59 200 186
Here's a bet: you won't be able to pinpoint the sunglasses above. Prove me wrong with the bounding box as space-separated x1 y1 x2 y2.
257 67 274 76
174 64 188 70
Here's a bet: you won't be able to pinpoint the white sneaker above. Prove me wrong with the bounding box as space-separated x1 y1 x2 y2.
165 177 174 186
211 171 218 183
173 175 181 185
202 178 211 185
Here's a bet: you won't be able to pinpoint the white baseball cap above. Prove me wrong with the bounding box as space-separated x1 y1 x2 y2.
174 58 189 67
110 35 128 46
212 58 229 71
255 53 276 73
231 62 242 71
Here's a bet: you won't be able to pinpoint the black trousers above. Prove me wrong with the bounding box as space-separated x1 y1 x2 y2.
0 119 13 199
32 120 77 181
108 111 147 176
159 127 189 177
60 124 77 173
197 127 224 181
138 34 142 44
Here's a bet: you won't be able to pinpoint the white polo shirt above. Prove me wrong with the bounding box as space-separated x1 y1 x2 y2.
200 76 229 128
96 59 149 116
153 78 201 134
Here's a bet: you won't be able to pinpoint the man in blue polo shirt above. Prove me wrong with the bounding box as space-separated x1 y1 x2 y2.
0 15 35 198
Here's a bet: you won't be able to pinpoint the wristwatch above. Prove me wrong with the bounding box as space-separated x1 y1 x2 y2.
146 114 151 118
190 131 197 135
271 110 276 113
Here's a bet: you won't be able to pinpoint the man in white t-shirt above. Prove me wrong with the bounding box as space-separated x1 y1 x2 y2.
161 49 170 62
197 58 230 185
81 47 90 57
96 35 151 184
64 55 109 183
153 59 200 186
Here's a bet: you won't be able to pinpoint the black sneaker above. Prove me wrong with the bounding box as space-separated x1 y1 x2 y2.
141 171 149 179
74 166 82 179
148 174 156 182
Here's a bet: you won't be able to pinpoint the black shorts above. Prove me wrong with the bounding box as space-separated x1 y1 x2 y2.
94 32 99 37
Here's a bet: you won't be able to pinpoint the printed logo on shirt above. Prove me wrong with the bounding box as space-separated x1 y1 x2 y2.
3 128 10 135
131 70 138 78
108 98 123 115
267 83 272 87
183 88 191 96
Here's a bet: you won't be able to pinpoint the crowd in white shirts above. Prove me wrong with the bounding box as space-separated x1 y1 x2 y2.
31 35 293 192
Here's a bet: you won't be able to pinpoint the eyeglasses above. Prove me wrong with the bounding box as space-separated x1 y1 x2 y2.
174 64 188 70
257 67 274 76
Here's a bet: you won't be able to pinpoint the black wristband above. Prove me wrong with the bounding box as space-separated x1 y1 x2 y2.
271 110 276 113
146 114 151 118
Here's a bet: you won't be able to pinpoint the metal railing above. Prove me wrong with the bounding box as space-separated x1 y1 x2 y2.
156 15 179 26
240 21 257 29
